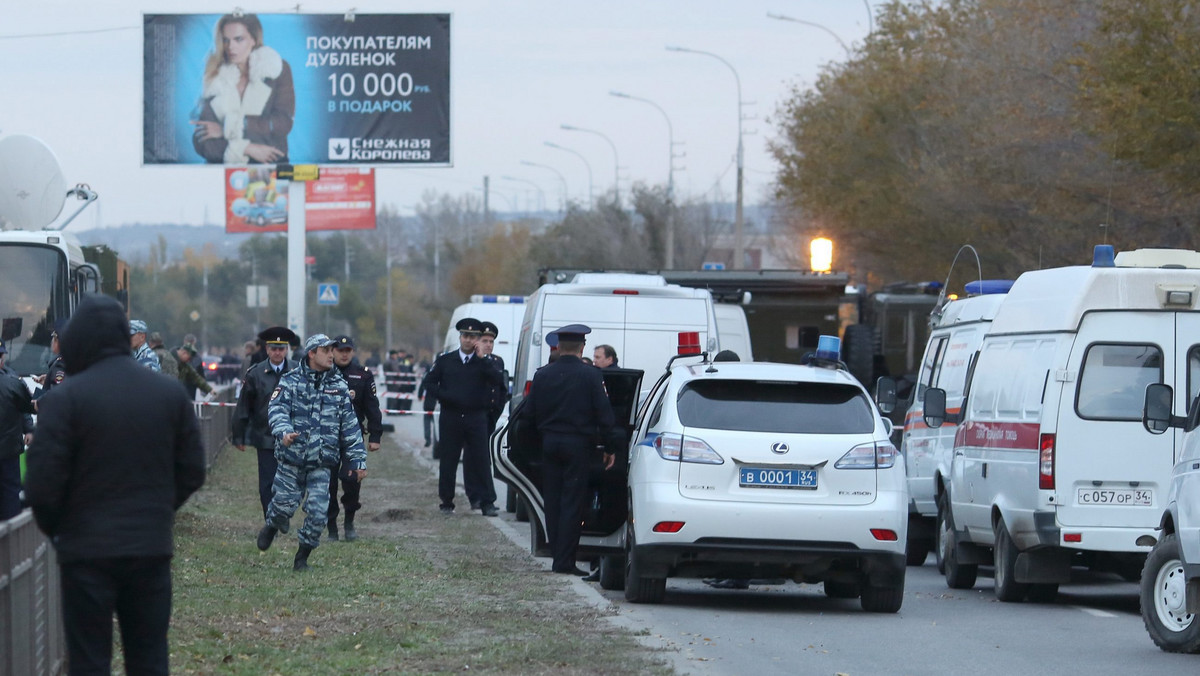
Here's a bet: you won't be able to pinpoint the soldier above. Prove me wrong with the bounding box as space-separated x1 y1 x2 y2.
328 335 382 541
172 344 214 400
526 324 615 576
256 334 367 572
476 321 508 432
424 317 505 516
232 327 298 518
129 319 161 372
148 331 178 379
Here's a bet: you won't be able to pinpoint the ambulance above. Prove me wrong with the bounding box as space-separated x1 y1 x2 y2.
923 245 1200 602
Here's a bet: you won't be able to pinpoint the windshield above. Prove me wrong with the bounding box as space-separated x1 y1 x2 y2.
0 243 69 376
677 379 877 434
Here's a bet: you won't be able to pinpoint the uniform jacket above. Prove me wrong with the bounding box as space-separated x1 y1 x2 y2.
173 354 214 398
152 345 178 378
133 342 161 372
482 353 508 415
193 46 295 164
35 354 67 399
0 368 35 460
337 358 384 444
24 295 206 563
528 354 615 438
268 361 366 471
418 368 438 413
233 357 296 449
424 349 505 412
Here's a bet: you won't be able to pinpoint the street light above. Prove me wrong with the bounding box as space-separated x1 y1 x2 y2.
609 90 678 267
667 45 746 269
500 175 547 212
520 160 569 211
766 12 852 56
561 124 620 205
544 141 594 206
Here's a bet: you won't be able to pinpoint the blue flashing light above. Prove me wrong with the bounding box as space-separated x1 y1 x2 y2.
963 279 1014 295
815 335 841 362
1093 244 1115 268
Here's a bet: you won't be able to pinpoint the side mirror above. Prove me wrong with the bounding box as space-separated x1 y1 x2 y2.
875 376 898 415
924 387 947 429
1143 383 1173 435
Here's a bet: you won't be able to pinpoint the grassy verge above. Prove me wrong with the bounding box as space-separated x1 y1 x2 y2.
164 432 669 675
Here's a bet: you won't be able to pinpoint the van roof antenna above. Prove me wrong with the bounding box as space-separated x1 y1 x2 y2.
930 244 982 328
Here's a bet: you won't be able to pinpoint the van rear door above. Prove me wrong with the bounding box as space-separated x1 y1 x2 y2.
1054 312 1175 530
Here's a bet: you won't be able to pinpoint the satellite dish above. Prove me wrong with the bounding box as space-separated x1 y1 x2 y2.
0 134 67 229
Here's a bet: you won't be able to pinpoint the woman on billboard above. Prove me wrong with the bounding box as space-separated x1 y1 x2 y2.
191 14 294 164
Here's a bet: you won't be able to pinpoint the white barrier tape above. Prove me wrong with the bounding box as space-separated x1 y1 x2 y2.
196 401 239 407
382 409 436 415
383 393 416 399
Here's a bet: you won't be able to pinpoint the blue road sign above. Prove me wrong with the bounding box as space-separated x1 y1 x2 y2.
318 283 340 306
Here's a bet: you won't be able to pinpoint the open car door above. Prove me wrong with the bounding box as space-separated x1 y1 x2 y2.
491 367 644 556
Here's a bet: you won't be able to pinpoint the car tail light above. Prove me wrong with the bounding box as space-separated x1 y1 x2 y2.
1063 533 1081 543
1039 433 1055 490
834 442 897 469
523 380 532 396
206 362 218 371
653 521 685 533
653 433 724 464
870 529 898 541
612 289 639 295
677 331 701 355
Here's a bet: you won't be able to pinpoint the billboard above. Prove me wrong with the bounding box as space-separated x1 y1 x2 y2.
144 13 450 165
225 166 376 233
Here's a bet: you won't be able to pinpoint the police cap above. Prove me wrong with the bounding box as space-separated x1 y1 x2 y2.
550 324 591 343
129 319 148 335
258 326 298 347
545 332 559 348
51 318 69 339
480 321 499 338
456 317 483 335
303 334 336 353
332 334 356 349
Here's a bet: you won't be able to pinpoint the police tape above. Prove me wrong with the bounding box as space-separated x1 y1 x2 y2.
195 401 239 407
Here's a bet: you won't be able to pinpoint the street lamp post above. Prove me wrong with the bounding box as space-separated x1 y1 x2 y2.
544 141 594 206
766 12 852 56
609 90 677 267
561 124 620 205
666 45 745 269
500 175 547 212
520 160 569 211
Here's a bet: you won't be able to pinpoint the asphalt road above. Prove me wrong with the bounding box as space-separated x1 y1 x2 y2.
391 413 1199 676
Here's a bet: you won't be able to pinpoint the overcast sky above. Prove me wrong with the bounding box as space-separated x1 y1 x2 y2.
1 1 870 228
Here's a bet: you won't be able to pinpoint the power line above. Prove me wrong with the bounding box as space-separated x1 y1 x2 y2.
0 25 139 40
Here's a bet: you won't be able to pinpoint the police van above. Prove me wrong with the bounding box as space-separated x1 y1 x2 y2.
899 281 1009 566
507 273 720 411
923 245 1200 602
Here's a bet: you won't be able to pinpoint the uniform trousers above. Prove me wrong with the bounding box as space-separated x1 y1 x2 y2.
254 447 278 519
60 555 172 676
327 463 362 522
266 462 332 549
0 455 21 520
423 409 435 444
437 408 496 508
541 432 592 573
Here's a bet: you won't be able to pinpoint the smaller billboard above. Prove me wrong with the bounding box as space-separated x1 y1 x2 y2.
224 166 375 233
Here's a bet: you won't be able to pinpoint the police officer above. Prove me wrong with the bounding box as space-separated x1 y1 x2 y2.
33 319 68 398
526 324 615 575
328 335 383 541
257 334 367 572
232 326 298 518
417 365 438 449
476 321 508 432
424 317 505 516
129 319 161 372
0 340 36 519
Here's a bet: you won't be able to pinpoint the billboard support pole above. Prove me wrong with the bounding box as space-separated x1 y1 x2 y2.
287 181 306 339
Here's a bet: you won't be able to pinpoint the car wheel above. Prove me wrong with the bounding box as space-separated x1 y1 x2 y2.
941 492 977 590
935 495 948 574
599 555 626 591
861 569 906 613
993 519 1029 602
624 525 665 604
1141 534 1200 653
824 579 861 599
1027 583 1059 603
906 536 930 567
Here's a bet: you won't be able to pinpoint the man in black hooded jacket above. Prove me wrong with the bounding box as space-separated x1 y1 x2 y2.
25 295 206 676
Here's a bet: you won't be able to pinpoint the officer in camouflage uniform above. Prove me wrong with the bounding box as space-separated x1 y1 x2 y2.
148 331 178 379
129 320 161 372
256 334 367 571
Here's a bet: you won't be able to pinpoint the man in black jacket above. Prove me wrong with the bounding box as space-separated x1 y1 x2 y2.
328 334 383 541
424 317 504 516
25 295 206 676
0 339 35 520
233 326 298 518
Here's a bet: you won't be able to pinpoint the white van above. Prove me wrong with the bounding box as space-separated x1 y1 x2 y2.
924 246 1200 602
509 273 719 410
713 302 753 361
443 295 527 368
899 282 1009 566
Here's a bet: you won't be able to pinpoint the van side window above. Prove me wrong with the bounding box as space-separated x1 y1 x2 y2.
1076 343 1164 421
920 337 948 401
1188 346 1200 414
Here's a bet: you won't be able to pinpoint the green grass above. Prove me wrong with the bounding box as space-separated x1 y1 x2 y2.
161 437 670 675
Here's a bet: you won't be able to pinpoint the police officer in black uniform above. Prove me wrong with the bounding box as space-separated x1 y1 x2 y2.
328 335 383 541
526 324 615 575
232 326 298 517
424 317 505 516
476 321 508 432
34 319 68 398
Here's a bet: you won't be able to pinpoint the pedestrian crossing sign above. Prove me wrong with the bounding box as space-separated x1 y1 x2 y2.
318 283 339 306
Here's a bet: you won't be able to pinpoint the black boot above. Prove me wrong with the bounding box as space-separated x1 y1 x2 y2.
344 512 358 541
293 544 314 572
256 524 278 551
328 520 339 541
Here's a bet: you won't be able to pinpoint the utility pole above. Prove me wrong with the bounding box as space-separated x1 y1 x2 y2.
483 175 491 227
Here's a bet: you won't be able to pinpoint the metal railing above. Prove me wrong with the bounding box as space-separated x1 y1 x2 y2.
194 385 237 468
0 510 64 676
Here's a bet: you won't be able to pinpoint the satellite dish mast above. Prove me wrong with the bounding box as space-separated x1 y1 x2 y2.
0 134 97 231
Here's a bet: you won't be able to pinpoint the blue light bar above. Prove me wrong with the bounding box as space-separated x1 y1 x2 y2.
1093 244 1115 268
963 280 1014 295
815 335 841 362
